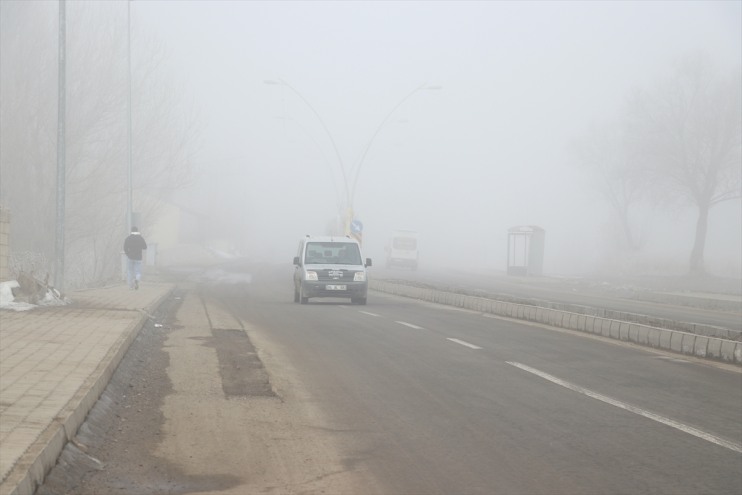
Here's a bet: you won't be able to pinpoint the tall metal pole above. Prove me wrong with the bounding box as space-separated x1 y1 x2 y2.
55 0 66 291
265 80 439 236
126 0 133 233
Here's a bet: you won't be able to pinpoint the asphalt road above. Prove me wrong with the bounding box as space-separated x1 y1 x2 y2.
215 261 742 495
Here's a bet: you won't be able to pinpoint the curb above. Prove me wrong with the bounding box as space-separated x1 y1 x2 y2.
2 287 175 495
370 280 742 365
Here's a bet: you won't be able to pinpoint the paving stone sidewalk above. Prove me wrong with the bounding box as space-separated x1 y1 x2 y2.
0 282 174 495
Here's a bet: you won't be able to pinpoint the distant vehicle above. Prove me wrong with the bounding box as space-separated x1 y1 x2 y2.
385 230 419 270
293 235 372 305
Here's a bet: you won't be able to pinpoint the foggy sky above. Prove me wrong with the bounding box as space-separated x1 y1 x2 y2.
57 1 742 274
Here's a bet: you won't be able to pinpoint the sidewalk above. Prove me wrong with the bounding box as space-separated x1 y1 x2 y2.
0 282 174 495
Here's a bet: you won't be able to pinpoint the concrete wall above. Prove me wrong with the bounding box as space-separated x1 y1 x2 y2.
370 279 742 365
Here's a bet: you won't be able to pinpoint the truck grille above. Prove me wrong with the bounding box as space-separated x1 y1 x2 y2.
317 269 357 282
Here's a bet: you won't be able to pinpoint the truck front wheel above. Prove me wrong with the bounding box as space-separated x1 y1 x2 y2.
299 286 309 304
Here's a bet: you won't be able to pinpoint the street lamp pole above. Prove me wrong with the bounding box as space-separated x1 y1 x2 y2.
126 0 133 233
265 79 440 237
55 0 66 291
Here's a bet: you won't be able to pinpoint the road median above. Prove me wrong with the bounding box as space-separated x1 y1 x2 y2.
370 279 742 365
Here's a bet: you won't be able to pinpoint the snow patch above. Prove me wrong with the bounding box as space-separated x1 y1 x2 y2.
0 280 69 311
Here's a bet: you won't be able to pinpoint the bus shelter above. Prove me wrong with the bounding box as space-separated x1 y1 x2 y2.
507 225 545 276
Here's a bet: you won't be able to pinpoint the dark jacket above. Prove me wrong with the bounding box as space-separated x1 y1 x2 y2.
124 232 148 261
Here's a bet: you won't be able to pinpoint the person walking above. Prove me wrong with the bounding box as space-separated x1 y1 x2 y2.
124 226 147 290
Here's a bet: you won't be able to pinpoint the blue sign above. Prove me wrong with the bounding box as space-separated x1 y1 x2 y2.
350 219 363 233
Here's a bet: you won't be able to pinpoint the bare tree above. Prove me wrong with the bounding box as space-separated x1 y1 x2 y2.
1 2 200 288
624 55 742 275
0 1 58 265
573 120 645 253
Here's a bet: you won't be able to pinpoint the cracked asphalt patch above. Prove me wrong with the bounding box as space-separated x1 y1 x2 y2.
205 328 276 398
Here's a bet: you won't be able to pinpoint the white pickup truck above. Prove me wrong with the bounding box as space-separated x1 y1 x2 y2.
293 235 372 305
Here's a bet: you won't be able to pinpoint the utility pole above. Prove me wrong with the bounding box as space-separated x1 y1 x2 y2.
55 0 66 291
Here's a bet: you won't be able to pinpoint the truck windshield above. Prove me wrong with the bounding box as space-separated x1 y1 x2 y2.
393 237 417 250
305 242 362 265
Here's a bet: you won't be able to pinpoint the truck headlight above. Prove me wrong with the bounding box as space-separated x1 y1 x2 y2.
354 272 366 282
306 271 318 281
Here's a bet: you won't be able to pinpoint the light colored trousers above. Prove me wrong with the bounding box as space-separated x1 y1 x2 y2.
126 258 142 288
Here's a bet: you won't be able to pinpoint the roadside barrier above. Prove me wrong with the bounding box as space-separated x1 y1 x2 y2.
370 279 742 365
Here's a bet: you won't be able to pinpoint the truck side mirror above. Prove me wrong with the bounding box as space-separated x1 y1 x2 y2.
365 258 373 267
293 256 300 266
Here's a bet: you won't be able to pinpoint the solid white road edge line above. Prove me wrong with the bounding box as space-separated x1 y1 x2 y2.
395 321 424 329
447 338 483 350
359 311 381 317
506 361 742 454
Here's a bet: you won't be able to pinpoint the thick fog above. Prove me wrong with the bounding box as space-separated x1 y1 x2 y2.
2 0 741 283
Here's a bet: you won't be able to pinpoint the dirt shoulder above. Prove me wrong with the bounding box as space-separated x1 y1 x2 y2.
37 286 382 495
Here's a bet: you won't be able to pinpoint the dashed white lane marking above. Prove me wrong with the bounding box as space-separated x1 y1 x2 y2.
654 356 690 364
507 361 742 454
359 311 381 317
395 321 424 329
446 338 483 350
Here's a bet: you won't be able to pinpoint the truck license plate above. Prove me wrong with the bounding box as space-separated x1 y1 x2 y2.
326 284 347 290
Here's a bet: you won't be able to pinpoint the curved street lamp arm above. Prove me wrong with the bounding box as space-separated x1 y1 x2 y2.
275 78 350 206
350 83 429 202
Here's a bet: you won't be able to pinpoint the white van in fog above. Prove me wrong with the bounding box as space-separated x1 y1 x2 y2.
293 236 372 305
385 230 419 270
